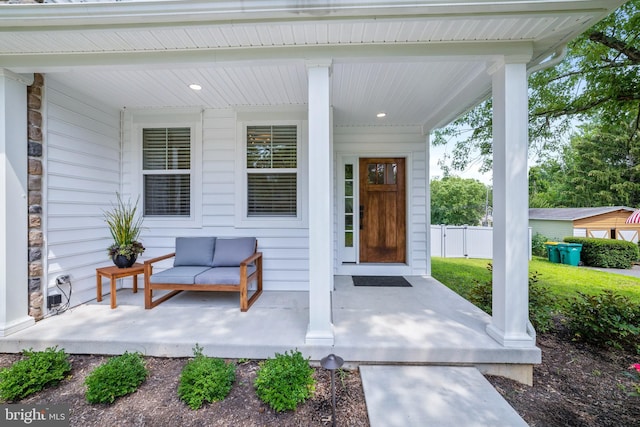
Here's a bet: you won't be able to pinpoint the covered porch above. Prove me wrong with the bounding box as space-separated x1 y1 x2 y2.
0 276 540 384
0 1 625 377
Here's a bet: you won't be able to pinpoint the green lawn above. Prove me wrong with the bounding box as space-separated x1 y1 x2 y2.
431 256 640 306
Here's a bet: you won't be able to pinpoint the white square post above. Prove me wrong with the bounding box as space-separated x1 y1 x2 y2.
0 69 35 336
487 60 534 347
305 60 334 345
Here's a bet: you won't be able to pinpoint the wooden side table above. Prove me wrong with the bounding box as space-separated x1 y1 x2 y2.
96 263 144 309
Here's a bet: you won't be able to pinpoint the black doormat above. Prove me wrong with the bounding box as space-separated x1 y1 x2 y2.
352 276 412 287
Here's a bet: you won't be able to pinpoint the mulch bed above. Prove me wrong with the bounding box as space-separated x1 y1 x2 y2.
0 355 368 426
487 328 640 427
1 326 639 426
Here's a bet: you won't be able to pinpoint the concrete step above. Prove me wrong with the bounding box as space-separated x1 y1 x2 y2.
360 365 527 427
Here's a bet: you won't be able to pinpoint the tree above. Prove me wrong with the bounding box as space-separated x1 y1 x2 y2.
434 0 640 172
528 160 566 208
529 120 640 207
431 177 489 225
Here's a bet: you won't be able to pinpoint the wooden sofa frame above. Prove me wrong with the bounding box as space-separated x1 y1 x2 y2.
143 241 263 312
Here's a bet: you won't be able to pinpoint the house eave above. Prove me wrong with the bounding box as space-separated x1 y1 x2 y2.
0 0 623 29
3 41 534 73
0 0 626 127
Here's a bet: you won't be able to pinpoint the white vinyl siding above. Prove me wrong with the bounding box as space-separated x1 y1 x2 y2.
122 109 309 291
528 219 573 242
45 78 121 308
46 99 428 294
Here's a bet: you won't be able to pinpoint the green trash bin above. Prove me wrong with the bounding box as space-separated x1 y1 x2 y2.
558 243 582 266
556 243 568 264
544 243 560 263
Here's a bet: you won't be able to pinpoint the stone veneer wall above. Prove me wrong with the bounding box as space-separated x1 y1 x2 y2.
28 73 44 321
7 0 47 322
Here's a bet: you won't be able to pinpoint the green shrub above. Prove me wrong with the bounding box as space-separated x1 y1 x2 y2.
563 290 640 351
467 264 493 314
528 272 557 333
178 345 236 410
0 347 71 402
531 232 549 258
564 237 639 269
468 264 557 333
85 352 147 404
254 349 315 412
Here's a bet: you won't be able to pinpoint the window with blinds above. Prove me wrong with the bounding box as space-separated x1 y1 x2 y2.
246 125 297 217
142 127 191 216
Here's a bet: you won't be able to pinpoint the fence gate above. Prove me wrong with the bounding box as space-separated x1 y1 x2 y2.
431 225 531 259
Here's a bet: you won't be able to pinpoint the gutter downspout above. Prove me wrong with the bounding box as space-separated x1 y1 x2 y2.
527 45 568 75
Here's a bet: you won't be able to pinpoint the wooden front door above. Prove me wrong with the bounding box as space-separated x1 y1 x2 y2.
359 158 406 263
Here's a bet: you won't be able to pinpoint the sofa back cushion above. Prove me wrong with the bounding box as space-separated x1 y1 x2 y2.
174 237 216 267
212 237 256 267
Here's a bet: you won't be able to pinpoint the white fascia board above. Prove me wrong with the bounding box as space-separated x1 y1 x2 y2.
4 41 534 72
0 0 625 29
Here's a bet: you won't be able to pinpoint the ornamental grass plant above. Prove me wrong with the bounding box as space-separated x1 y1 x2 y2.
104 193 145 260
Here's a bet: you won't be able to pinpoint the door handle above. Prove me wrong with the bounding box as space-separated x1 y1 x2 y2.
359 205 364 229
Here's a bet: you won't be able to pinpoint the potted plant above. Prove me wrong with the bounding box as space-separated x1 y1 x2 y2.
105 193 145 268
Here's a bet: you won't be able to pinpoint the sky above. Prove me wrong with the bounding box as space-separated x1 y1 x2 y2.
429 142 493 185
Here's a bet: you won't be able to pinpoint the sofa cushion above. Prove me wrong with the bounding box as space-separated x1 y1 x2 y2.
150 266 212 284
195 265 257 285
212 237 256 267
174 237 216 267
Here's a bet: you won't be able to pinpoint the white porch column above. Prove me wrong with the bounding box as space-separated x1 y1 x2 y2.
0 69 35 336
305 60 334 345
487 60 534 347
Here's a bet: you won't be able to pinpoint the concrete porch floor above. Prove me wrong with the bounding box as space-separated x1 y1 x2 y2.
0 276 540 378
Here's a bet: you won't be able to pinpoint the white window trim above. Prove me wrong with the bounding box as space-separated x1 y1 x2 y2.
130 109 203 228
337 154 358 263
235 119 308 229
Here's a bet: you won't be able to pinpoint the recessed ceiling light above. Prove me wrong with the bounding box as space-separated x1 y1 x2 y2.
376 112 387 118
189 84 202 91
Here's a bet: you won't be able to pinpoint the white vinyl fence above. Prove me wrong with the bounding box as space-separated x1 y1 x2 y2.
431 225 532 259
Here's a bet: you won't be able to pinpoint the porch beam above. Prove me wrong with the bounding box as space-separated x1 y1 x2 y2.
3 42 534 73
487 60 534 348
0 69 35 336
305 59 334 345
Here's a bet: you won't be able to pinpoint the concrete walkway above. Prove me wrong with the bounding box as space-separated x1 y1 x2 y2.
361 365 527 427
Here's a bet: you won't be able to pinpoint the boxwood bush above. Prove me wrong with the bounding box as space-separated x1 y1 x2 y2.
0 347 71 402
178 345 236 410
85 352 147 404
254 349 315 412
564 237 639 269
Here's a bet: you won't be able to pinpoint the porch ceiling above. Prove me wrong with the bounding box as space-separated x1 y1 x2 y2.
0 0 625 129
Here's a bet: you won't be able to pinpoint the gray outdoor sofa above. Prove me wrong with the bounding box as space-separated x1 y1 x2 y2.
143 237 263 311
